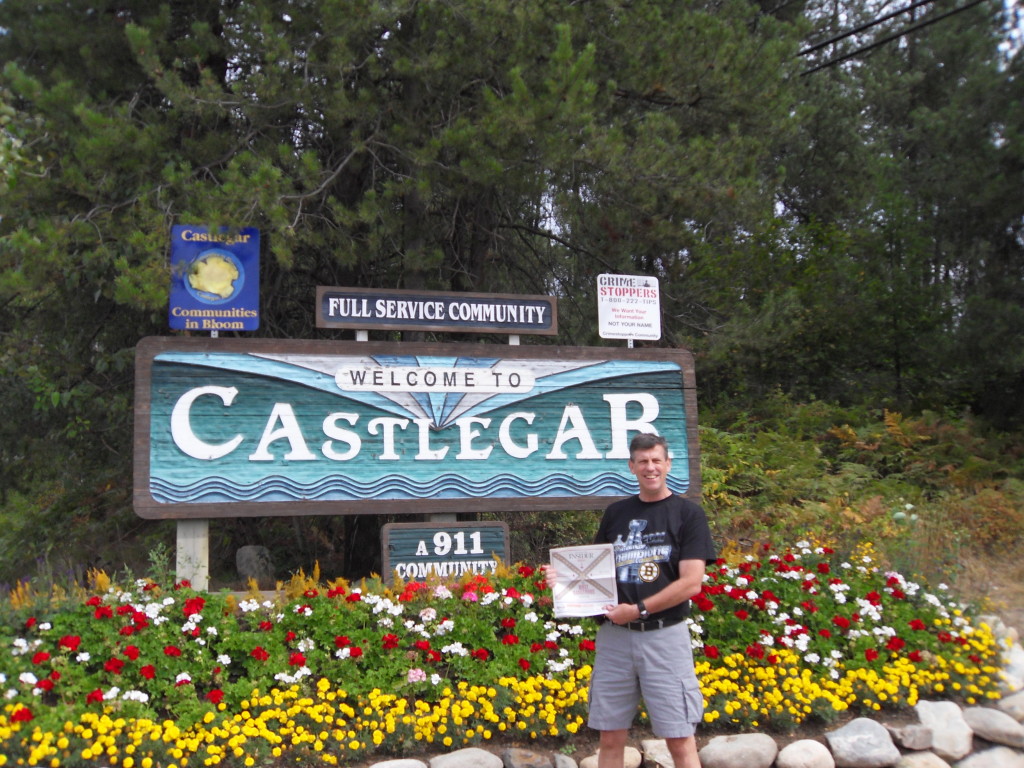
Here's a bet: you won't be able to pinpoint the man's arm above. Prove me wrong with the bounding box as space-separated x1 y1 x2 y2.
603 558 705 624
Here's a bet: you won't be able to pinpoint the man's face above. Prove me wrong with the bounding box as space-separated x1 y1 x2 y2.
628 445 672 500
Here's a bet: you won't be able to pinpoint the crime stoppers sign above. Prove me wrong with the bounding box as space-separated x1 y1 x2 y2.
133 336 698 519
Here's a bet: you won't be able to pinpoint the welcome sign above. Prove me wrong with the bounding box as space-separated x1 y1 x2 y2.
133 337 699 519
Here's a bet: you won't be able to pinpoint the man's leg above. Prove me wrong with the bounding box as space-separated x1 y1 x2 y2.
665 735 701 768
596 728 629 768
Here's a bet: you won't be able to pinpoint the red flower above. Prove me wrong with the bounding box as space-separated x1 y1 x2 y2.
48 671 61 682
886 636 906 652
745 644 765 660
11 705 32 722
164 645 182 657
518 658 531 670
890 588 906 600
693 595 715 612
132 612 150 628
251 646 270 661
119 626 135 637
94 606 113 620
865 591 882 606
908 650 923 663
817 563 831 574
24 617 37 630
349 646 363 659
288 652 306 667
285 631 297 643
346 592 362 603
937 632 953 643
518 565 535 578
183 597 206 616
818 629 832 639
206 689 225 704
530 643 545 653
258 621 273 632
501 635 520 646
117 605 134 616
578 639 596 652
334 635 351 648
104 658 124 674
909 619 927 631
86 596 102 607
427 650 441 663
59 635 82 652
501 617 517 628
124 645 141 660
303 588 319 598
174 579 191 590
140 665 156 680
382 633 400 650
734 610 750 621
35 679 54 692
31 651 50 665
413 640 431 652
865 648 879 662
471 648 489 661
86 689 104 704
704 645 720 659
832 616 851 630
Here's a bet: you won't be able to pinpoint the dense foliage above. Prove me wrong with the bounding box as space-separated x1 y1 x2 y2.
0 544 1006 765
0 0 1022 582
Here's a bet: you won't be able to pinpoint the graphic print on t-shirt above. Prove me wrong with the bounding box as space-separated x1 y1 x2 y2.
612 519 672 584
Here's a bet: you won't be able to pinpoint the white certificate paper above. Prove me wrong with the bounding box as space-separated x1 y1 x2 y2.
550 543 618 618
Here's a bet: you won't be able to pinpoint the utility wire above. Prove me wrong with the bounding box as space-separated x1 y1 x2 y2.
799 0 936 55
801 0 990 75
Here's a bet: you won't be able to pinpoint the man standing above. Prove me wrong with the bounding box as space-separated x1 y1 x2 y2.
587 432 716 768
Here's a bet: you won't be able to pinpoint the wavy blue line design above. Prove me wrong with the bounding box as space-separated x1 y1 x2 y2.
149 472 689 503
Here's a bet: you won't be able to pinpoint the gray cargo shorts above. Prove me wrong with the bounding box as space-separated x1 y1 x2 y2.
587 620 704 738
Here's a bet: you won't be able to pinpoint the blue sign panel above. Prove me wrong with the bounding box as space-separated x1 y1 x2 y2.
169 226 260 331
133 337 699 519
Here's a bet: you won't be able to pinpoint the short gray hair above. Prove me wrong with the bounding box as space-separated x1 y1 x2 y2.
629 433 668 458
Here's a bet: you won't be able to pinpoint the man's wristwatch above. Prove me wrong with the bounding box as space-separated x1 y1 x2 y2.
636 600 650 621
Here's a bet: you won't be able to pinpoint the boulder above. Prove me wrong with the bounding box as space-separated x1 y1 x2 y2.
824 717 901 768
914 700 973 762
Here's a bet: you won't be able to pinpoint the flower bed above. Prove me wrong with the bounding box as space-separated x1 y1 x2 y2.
0 542 1006 767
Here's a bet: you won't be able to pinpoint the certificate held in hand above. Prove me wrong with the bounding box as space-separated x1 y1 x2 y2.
549 544 617 618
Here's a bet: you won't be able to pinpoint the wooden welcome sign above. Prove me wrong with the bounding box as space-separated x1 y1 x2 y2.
133 336 699 519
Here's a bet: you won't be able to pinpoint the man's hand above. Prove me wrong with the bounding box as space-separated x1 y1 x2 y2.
603 602 641 625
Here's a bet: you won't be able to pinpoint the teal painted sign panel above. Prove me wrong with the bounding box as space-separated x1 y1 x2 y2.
133 337 699 519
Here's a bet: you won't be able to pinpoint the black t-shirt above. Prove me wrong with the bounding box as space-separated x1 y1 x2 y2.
595 494 717 622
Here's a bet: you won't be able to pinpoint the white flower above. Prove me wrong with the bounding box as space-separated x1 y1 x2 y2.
481 592 500 606
441 642 468 657
430 673 442 686
293 605 313 617
103 686 121 701
38 622 51 631
432 586 452 600
297 638 315 652
419 607 437 623
154 616 169 626
123 690 150 703
523 612 539 623
335 648 352 659
175 672 192 685
804 652 821 664
206 626 218 636
5 689 17 699
239 599 260 613
377 617 394 629
76 652 91 663
18 672 37 686
435 619 455 635
520 594 534 607
217 654 232 665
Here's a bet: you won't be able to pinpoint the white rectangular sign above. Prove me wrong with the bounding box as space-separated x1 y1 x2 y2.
597 274 661 340
550 544 618 618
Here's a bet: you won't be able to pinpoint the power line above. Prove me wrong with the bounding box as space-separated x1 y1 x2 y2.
799 0 937 56
801 0 990 75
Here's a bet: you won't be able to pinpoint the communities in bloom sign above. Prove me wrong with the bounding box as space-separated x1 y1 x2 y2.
133 337 699 518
